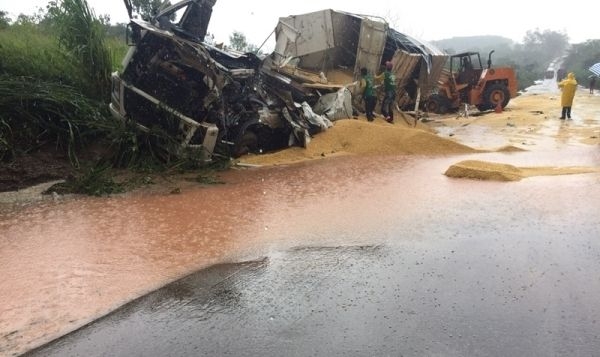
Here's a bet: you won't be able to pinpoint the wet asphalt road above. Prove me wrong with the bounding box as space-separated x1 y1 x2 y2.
25 160 600 357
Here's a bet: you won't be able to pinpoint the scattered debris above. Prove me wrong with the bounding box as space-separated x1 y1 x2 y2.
110 1 448 163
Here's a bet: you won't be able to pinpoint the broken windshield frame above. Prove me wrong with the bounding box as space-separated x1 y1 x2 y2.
154 0 215 42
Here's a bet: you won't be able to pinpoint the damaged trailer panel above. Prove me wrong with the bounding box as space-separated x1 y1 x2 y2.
354 16 388 80
383 29 448 111
271 9 448 114
273 10 385 79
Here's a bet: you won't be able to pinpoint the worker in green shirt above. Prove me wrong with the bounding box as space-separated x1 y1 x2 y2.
359 67 377 122
376 61 396 123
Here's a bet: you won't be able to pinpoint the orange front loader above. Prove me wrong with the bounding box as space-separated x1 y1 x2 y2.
425 51 518 114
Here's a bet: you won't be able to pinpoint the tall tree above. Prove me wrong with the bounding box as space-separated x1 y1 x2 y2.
229 31 248 52
0 10 10 29
522 29 569 62
130 0 168 21
563 40 600 81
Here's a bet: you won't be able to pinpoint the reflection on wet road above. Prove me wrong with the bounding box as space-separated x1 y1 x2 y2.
3 143 599 356
28 191 600 357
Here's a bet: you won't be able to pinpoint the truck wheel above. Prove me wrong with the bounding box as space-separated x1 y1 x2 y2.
483 83 510 109
233 130 258 158
425 94 450 114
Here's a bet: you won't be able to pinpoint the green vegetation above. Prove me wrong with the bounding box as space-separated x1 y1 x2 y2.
227 30 265 55
129 0 171 21
0 0 215 195
0 24 80 86
0 1 117 167
0 75 106 165
511 29 570 90
0 10 10 29
47 0 112 101
229 31 249 52
563 40 600 86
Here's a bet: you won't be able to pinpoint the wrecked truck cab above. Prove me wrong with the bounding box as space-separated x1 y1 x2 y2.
110 0 310 162
110 0 224 161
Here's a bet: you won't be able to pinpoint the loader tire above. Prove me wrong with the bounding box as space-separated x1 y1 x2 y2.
425 94 451 114
483 83 510 110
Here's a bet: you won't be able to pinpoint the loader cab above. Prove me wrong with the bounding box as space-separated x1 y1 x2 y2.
451 52 483 86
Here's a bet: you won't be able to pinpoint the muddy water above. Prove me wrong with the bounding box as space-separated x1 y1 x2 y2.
0 176 277 355
2 145 600 356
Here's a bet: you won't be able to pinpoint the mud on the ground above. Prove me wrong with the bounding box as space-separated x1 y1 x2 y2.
0 149 74 193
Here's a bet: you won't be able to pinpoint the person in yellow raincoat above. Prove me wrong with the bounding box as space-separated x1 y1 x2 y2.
558 72 578 119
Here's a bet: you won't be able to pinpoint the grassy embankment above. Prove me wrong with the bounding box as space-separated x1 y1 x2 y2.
0 0 222 195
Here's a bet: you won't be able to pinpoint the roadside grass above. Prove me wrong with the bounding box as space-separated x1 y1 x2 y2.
0 1 113 167
0 75 107 166
0 24 80 85
0 0 221 195
52 0 112 101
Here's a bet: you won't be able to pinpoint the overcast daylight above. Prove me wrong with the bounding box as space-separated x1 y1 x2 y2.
2 0 600 356
1 0 596 47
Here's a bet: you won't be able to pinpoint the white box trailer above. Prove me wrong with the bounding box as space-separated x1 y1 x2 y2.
271 9 448 112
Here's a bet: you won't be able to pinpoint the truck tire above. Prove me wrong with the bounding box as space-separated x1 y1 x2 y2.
232 130 258 158
483 83 510 110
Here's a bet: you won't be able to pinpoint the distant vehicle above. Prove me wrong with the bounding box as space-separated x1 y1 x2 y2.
425 51 519 113
557 68 566 82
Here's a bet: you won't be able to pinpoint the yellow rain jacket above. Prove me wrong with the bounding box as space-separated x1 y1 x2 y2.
558 72 578 106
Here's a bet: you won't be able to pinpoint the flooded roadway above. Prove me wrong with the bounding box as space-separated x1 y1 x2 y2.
2 86 600 356
1 144 599 356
